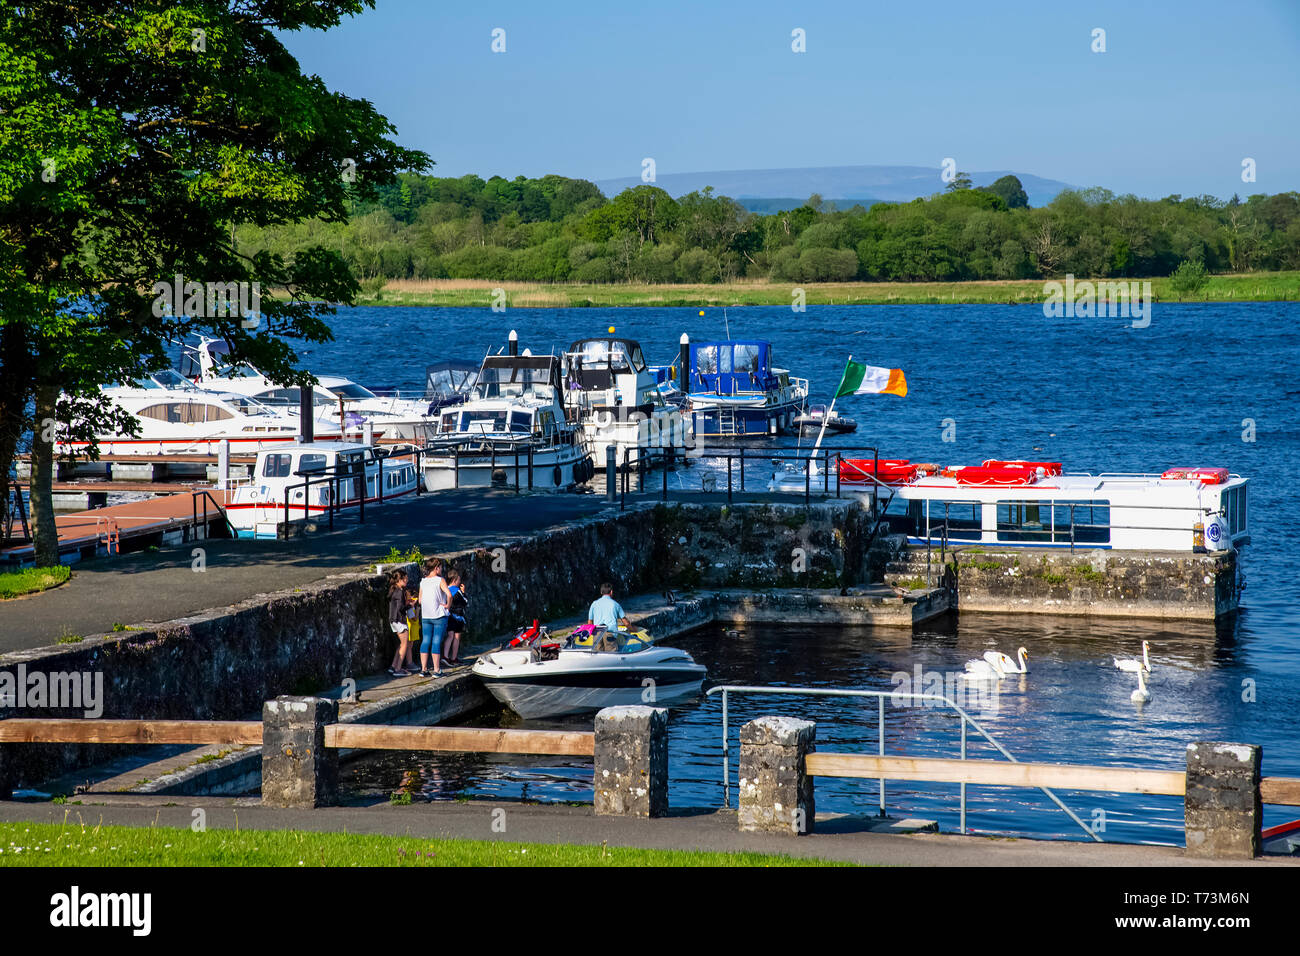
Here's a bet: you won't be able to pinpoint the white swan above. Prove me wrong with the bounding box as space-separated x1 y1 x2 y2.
1114 640 1152 674
963 646 1029 678
1131 666 1152 702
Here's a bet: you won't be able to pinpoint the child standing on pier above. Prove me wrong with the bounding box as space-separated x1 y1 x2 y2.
387 569 412 677
444 569 467 665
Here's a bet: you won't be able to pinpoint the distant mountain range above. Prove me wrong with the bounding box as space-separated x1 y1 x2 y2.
594 164 1074 210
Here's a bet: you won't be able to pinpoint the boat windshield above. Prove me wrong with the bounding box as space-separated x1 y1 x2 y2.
131 370 199 391
574 340 645 372
219 394 277 417
331 382 378 401
457 410 529 434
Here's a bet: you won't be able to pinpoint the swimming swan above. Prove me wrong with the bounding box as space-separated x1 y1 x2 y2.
963 646 1029 678
1114 640 1152 674
1131 666 1152 703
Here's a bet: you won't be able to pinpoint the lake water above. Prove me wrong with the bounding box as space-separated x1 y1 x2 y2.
310 302 1298 844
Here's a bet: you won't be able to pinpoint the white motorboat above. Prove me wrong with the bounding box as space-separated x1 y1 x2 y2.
181 336 434 441
58 371 306 456
419 350 593 491
561 336 691 468
472 626 707 719
224 439 420 538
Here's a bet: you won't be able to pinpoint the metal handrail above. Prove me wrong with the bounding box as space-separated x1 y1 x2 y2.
704 684 1100 842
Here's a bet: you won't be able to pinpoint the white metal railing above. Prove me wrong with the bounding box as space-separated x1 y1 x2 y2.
706 684 1100 841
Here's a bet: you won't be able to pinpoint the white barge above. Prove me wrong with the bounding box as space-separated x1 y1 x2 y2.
837 459 1248 552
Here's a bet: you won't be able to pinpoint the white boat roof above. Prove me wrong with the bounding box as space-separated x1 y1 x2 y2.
257 440 373 455
900 472 1246 496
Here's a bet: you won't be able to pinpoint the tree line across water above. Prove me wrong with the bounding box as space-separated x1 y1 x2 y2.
238 172 1300 285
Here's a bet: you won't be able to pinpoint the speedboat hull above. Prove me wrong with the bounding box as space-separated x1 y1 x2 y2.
472 646 706 719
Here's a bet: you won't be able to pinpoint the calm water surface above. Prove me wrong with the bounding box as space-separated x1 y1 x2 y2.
309 303 1297 844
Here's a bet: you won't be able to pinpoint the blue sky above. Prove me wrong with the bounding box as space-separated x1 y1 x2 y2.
282 0 1300 199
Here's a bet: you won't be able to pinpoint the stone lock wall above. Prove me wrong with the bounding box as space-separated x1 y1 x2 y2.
935 547 1238 620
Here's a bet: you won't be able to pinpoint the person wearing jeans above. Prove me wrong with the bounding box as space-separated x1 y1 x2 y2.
418 557 450 677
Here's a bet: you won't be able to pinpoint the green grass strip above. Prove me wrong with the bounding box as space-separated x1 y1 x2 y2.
0 565 70 600
0 820 852 867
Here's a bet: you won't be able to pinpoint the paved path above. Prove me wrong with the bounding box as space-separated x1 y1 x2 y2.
1 798 1293 867
0 490 610 653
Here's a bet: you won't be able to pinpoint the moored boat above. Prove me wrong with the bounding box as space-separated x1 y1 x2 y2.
794 403 858 436
834 457 1249 553
419 349 593 491
676 338 808 439
225 439 419 539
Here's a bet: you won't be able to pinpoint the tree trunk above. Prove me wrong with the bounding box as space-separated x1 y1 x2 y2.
0 321 33 542
30 384 60 567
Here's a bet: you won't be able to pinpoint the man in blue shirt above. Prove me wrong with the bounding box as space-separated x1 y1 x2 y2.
588 582 631 632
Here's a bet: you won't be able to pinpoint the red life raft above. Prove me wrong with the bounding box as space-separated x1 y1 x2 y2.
946 460 1060 486
1161 467 1229 484
838 458 918 485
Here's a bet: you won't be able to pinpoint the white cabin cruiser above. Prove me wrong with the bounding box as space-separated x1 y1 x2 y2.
181 337 433 441
59 371 305 456
225 440 420 539
473 625 707 719
420 352 593 491
831 458 1249 553
562 337 691 467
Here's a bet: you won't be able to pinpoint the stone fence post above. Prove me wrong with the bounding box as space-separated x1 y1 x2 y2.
1184 741 1261 859
738 716 815 835
262 696 339 809
593 705 668 817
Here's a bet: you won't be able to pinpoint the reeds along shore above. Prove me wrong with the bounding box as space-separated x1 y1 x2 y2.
341 272 1300 308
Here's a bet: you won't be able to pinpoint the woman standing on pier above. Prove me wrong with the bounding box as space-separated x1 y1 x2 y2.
418 558 450 678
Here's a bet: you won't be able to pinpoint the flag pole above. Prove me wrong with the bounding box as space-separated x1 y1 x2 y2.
809 354 849 475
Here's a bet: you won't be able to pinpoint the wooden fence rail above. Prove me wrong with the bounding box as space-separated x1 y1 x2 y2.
324 724 594 756
805 752 1300 806
0 719 262 746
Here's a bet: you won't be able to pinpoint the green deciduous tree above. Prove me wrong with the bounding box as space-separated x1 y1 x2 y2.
0 1 429 560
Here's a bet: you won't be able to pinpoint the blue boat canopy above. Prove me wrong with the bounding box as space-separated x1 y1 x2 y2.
687 341 777 395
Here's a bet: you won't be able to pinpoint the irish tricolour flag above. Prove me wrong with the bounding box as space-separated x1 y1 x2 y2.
835 360 907 398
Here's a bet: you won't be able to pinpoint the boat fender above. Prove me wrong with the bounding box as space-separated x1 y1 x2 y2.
553 465 563 486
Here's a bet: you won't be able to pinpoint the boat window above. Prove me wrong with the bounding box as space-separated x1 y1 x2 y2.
510 411 532 434
930 501 982 540
223 395 273 417
1052 501 1110 544
460 410 510 433
720 346 732 373
262 453 293 478
696 346 718 375
203 404 233 422
152 369 193 389
297 454 328 473
137 403 173 421
996 502 1053 542
439 413 457 433
734 344 761 374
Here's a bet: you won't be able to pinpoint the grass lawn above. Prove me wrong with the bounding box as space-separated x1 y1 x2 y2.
0 564 70 600
353 271 1300 308
0 821 851 867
